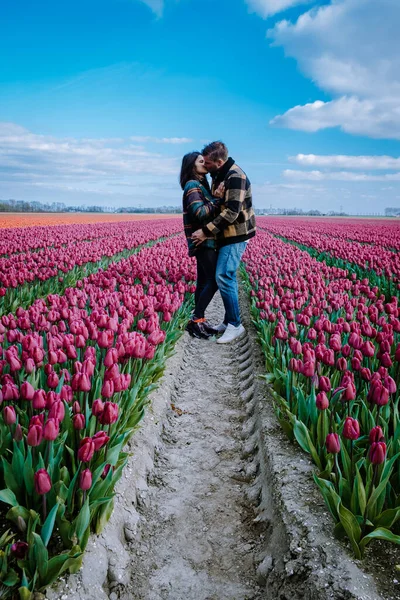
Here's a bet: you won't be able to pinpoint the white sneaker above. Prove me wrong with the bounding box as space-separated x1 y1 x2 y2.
214 322 227 334
216 323 245 344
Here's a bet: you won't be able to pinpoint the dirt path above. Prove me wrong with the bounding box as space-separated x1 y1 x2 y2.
121 296 262 600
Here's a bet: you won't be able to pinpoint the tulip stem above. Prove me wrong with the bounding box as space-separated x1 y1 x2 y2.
350 440 354 487
46 440 53 468
333 454 339 491
42 494 47 521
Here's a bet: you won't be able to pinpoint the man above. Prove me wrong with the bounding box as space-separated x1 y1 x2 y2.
192 141 256 344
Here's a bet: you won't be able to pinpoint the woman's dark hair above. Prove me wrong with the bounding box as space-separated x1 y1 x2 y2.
180 152 200 190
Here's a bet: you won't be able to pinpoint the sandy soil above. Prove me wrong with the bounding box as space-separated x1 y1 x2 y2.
117 294 262 600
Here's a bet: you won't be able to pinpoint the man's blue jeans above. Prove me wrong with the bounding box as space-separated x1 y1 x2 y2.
216 241 247 327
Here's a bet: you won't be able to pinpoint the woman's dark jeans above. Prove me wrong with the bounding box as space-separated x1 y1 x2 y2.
194 247 218 319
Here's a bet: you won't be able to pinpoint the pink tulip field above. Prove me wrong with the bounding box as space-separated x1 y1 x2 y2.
0 218 196 597
242 217 400 559
1 215 400 596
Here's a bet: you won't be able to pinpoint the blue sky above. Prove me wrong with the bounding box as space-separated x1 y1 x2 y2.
1 0 399 213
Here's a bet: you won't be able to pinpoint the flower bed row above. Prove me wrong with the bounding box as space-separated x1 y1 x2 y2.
0 219 180 257
257 217 400 291
0 234 195 598
241 229 400 558
0 219 182 315
257 216 400 252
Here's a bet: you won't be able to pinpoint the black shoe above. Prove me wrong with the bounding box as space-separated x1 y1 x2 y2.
202 322 219 335
186 320 211 339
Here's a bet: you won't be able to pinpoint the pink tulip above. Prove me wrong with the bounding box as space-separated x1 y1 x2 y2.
3 406 16 425
92 430 110 451
27 423 43 446
34 469 52 495
99 402 119 425
369 442 386 465
78 437 95 462
79 468 92 491
316 392 329 410
326 433 340 454
43 418 59 441
73 414 86 430
343 417 360 440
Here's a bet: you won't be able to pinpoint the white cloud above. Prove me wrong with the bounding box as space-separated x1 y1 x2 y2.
271 97 400 140
267 0 400 139
130 136 193 144
283 169 400 182
0 122 180 196
246 0 314 18
292 153 400 170
138 0 164 17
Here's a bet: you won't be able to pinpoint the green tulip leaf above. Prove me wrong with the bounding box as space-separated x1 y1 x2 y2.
74 497 90 543
360 528 400 554
336 499 362 559
2 568 19 587
0 488 18 507
293 419 322 470
41 502 60 547
32 533 48 581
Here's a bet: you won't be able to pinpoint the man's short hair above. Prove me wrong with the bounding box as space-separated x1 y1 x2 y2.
201 141 228 162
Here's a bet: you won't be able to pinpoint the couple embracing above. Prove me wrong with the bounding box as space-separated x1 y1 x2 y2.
180 141 256 344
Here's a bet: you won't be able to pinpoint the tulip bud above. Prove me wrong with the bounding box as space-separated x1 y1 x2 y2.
361 341 375 358
343 417 360 440
78 437 95 462
20 382 35 401
369 441 386 465
47 371 59 389
104 348 118 367
381 352 393 368
3 405 16 425
318 376 331 393
369 426 385 444
33 389 47 410
342 382 356 402
326 433 341 454
27 424 43 447
341 344 351 358
24 358 36 374
72 400 81 414
99 402 119 425
92 399 104 417
385 376 397 395
102 464 112 479
92 430 110 451
302 361 315 378
43 418 59 441
101 380 114 399
48 400 65 422
34 469 52 495
79 468 92 491
11 541 29 559
60 385 73 403
73 413 86 430
16 516 27 533
371 382 390 407
316 391 329 410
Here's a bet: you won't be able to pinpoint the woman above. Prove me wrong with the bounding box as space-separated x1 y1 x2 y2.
180 152 224 339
